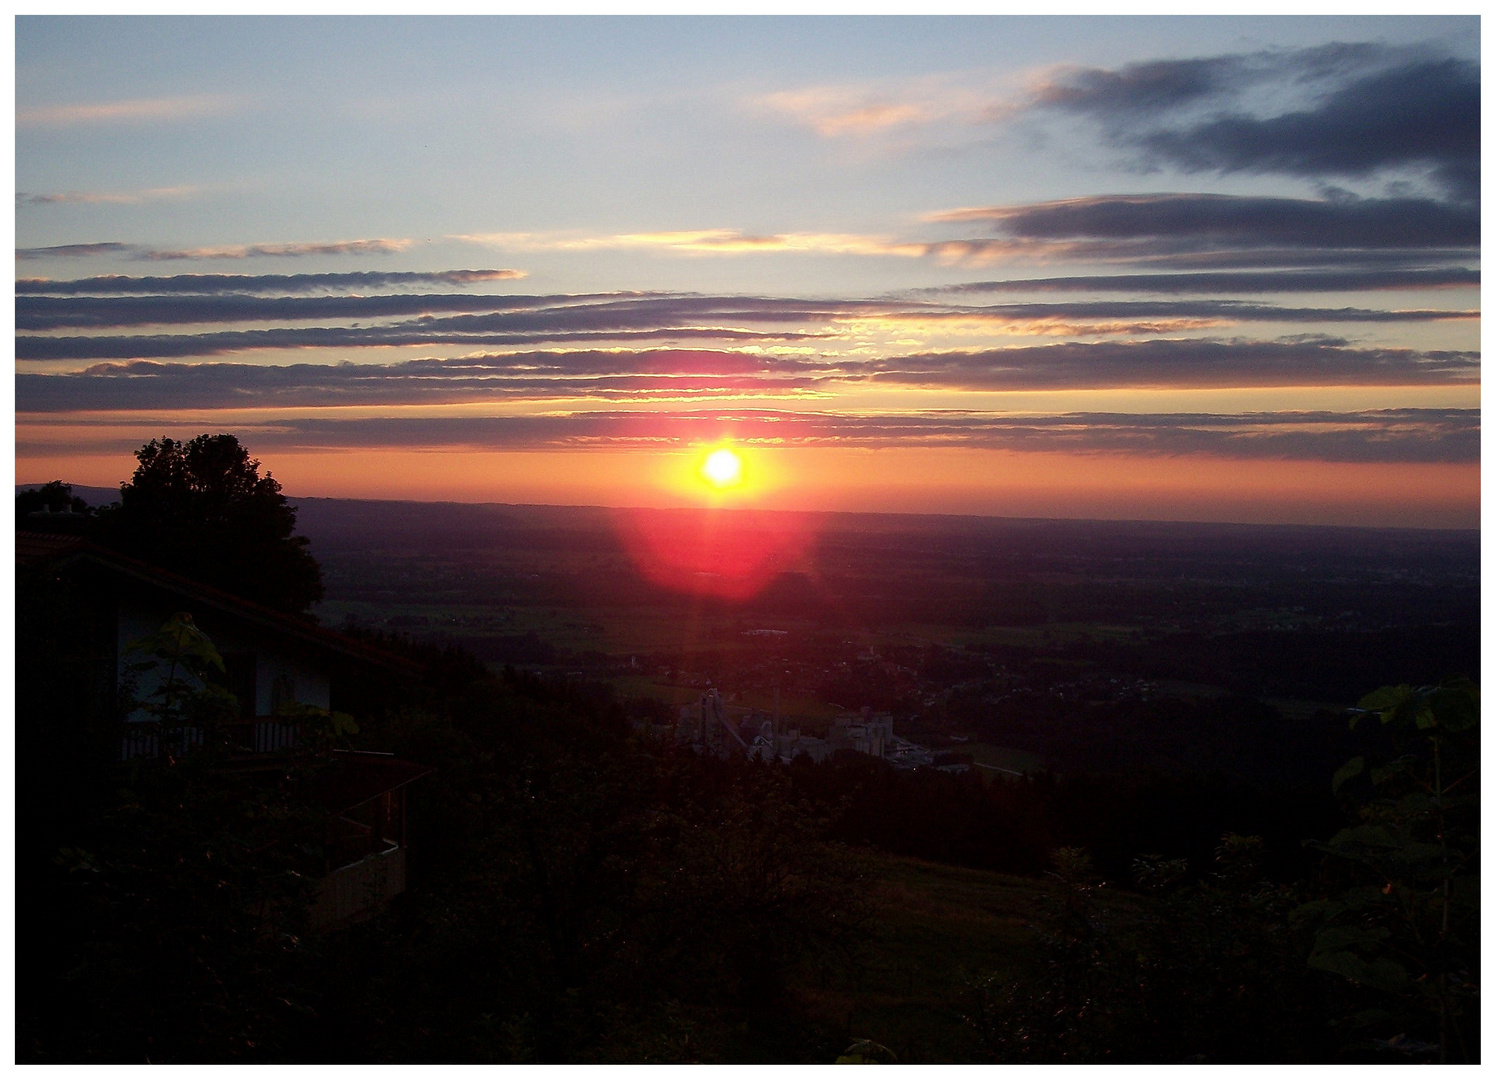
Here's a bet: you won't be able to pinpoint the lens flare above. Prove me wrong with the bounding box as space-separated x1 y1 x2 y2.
701 447 743 488
610 506 817 601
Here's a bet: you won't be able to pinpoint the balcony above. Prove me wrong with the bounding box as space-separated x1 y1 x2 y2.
309 842 406 930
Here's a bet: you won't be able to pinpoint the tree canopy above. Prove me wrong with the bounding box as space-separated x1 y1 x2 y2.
101 434 323 613
16 481 93 529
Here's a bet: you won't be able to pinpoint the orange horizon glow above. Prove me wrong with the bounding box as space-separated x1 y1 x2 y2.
16 444 1480 531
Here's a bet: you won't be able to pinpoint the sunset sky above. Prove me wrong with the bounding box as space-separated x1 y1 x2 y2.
14 16 1480 527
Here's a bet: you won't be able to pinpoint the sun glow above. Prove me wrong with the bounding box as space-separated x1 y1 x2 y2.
701 447 743 488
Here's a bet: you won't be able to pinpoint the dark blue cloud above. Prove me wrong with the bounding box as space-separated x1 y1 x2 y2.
933 192 1478 273
1036 42 1404 117
1142 58 1480 200
953 194 1477 250
1034 43 1480 200
1034 54 1255 115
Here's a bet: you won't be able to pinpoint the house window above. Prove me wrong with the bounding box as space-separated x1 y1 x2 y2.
221 652 257 718
270 672 297 715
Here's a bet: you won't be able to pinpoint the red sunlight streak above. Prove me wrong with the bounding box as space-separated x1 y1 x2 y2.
610 507 818 601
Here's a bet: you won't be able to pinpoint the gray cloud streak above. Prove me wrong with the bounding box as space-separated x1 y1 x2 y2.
16 337 1478 415
855 339 1479 390
939 194 1478 250
16 326 818 362
23 408 1470 465
14 287 1473 333
16 238 411 261
921 267 1480 295
16 270 526 295
15 242 134 261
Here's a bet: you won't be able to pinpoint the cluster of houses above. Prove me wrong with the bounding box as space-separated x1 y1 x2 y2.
667 687 966 772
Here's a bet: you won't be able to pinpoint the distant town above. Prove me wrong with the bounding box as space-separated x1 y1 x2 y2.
661 687 971 773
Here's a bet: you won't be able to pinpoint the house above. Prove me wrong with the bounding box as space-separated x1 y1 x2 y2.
296 749 433 929
16 531 431 929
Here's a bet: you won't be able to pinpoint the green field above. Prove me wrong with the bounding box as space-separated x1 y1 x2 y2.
963 742 1046 776
895 623 1147 649
313 598 823 661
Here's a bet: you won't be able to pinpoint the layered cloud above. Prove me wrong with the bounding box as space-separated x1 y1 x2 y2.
850 339 1478 390
13 31 1480 514
17 325 815 362
242 407 1486 463
16 238 412 261
18 333 1478 415
27 186 1476 276
16 269 527 295
19 407 1474 465
14 285 1473 358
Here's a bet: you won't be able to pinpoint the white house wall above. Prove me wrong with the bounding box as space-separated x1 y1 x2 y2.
118 597 331 721
253 650 331 714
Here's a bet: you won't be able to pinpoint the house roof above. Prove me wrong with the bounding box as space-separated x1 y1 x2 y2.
17 530 421 677
303 751 435 814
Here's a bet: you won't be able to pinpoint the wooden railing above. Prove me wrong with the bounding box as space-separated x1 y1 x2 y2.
308 842 406 929
119 719 299 760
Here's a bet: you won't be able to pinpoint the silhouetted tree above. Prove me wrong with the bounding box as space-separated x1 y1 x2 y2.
16 481 97 534
99 435 323 613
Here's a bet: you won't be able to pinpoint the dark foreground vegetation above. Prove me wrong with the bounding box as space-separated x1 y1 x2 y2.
16 444 1481 1063
19 640 1481 1063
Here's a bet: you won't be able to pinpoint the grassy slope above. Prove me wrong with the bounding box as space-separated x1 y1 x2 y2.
789 852 1048 1063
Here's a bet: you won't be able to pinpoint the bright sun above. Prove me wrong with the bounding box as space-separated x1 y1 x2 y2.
701 447 743 488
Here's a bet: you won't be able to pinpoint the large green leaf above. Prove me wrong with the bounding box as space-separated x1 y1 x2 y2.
1287 898 1343 929
1358 684 1410 716
1324 824 1401 850
1331 756 1364 793
1368 757 1415 786
1313 924 1390 952
1308 948 1409 993
1432 678 1480 731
